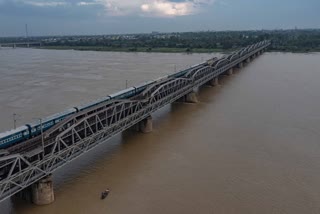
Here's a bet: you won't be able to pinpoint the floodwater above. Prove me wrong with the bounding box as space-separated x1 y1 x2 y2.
1 48 320 214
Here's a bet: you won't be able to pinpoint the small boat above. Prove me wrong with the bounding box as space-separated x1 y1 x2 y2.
101 189 110 200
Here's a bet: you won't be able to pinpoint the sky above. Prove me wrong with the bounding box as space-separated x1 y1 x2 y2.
0 0 319 36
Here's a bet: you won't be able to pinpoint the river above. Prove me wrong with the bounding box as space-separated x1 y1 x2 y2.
1 48 320 214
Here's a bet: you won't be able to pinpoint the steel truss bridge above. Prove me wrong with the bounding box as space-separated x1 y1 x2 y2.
0 41 270 203
0 42 41 48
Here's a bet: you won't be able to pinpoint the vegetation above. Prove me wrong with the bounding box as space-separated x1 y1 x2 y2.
41 46 224 53
1 29 320 53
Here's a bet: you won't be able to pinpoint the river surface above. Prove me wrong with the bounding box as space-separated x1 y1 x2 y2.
1 48 320 214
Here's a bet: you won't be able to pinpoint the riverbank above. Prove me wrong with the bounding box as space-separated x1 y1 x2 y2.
39 46 320 54
39 46 228 53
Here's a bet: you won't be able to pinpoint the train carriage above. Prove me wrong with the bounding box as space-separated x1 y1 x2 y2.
26 108 77 138
0 126 30 149
77 97 112 112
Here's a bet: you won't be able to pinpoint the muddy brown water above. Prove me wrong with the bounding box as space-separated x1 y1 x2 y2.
1 48 320 214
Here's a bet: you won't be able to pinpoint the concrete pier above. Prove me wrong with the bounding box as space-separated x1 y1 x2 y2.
139 116 153 133
17 175 54 205
238 62 244 68
246 57 251 63
185 91 198 103
208 77 219 87
213 77 219 86
227 68 233 76
31 175 55 205
17 176 54 205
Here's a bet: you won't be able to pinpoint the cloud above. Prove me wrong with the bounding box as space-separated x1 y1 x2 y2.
78 0 215 17
141 1 194 17
77 1 97 6
21 0 68 7
4 0 215 17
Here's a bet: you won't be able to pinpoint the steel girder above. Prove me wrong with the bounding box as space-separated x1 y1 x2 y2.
141 77 174 98
149 78 192 103
229 54 240 62
191 66 213 81
185 66 206 78
214 58 229 70
45 100 136 139
0 41 271 202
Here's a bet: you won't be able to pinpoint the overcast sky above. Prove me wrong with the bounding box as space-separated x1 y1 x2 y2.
0 0 319 36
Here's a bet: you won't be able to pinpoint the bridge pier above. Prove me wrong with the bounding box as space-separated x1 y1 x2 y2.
227 68 233 76
208 77 219 87
246 57 251 63
32 175 55 205
139 116 153 133
18 175 54 205
185 91 198 103
175 90 198 103
238 62 244 68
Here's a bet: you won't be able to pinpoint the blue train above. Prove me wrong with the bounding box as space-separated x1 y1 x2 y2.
0 79 161 149
0 41 269 150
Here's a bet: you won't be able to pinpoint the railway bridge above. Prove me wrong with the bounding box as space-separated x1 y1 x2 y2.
0 42 41 48
0 40 270 205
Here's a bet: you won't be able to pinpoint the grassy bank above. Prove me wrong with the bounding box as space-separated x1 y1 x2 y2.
39 46 320 53
39 46 227 53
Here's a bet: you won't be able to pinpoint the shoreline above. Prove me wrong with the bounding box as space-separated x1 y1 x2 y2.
38 46 231 53
37 46 320 54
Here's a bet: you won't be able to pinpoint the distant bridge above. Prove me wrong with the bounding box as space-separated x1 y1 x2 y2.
0 42 41 48
0 40 270 205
